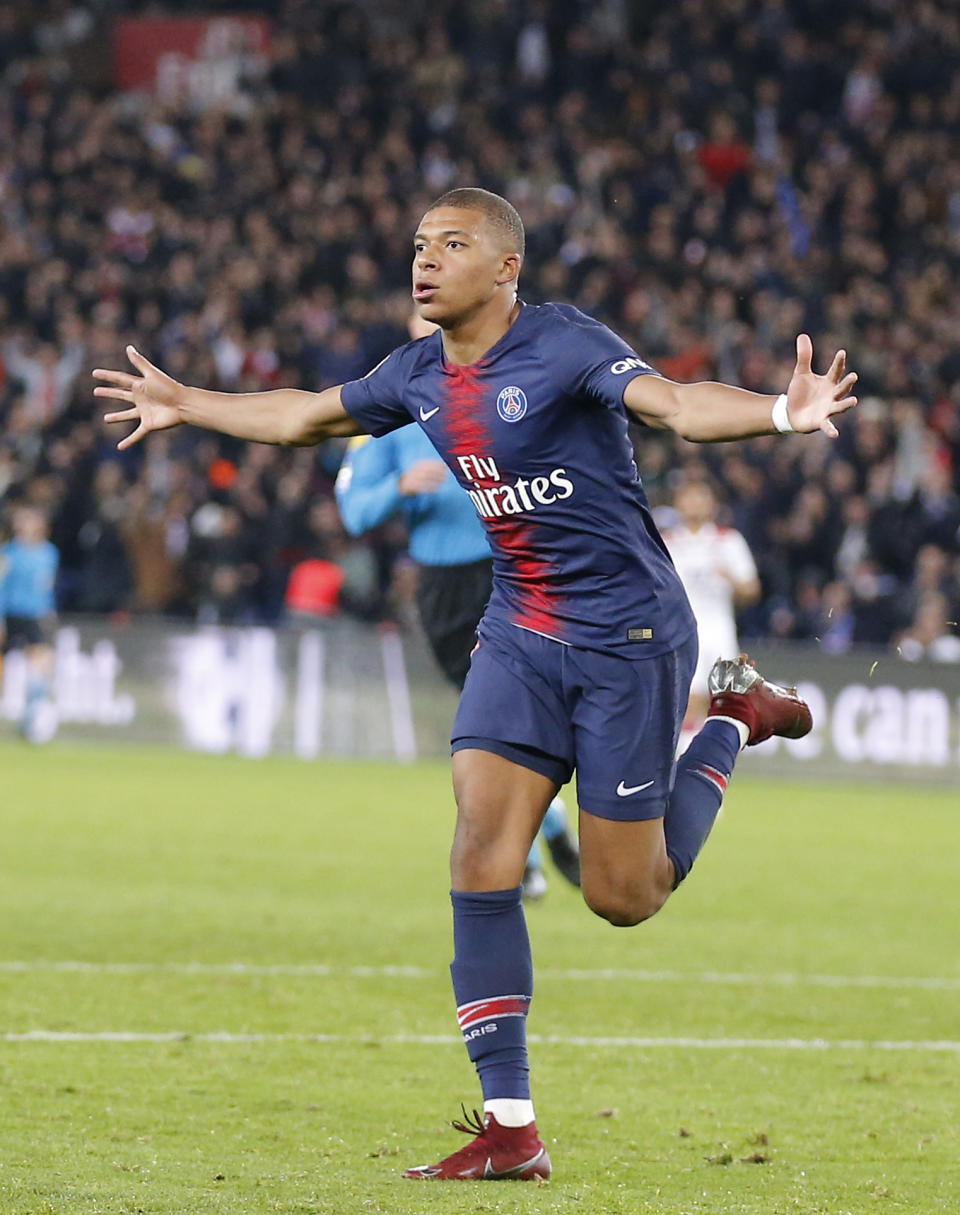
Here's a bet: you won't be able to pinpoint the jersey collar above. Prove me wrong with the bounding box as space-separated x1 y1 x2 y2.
440 301 529 374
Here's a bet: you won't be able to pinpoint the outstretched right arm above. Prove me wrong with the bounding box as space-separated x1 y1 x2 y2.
93 346 364 450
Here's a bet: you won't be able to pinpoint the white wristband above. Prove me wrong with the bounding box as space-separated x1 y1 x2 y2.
771 393 793 434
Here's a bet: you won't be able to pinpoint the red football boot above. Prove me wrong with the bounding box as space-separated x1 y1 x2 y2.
707 654 812 746
402 1108 551 1181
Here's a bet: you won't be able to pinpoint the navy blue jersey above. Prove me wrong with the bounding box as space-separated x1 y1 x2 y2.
340 302 695 656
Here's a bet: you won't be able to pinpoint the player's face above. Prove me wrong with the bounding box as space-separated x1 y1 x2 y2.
412 207 518 326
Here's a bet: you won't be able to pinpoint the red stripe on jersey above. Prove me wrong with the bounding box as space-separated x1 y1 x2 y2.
486 516 561 638
441 362 562 639
443 363 488 462
693 763 729 796
457 995 530 1030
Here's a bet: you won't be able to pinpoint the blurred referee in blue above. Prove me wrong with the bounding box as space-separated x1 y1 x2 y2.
335 321 579 898
1 504 59 741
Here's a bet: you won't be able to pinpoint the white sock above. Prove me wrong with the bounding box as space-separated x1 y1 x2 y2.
707 714 751 750
483 1097 535 1127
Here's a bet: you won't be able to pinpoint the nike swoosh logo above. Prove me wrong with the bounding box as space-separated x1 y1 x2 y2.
419 405 440 421
482 1148 546 1179
616 779 654 797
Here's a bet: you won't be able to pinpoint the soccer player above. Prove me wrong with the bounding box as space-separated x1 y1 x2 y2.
0 505 60 742
94 187 857 1182
663 479 761 734
335 422 581 897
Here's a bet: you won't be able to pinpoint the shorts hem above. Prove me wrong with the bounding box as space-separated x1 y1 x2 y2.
578 797 667 823
451 736 571 787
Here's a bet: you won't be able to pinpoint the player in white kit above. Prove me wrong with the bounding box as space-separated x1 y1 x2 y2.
663 480 761 725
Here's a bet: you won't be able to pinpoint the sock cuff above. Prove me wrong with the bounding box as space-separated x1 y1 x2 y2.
703 715 750 751
484 1097 535 1127
451 887 523 913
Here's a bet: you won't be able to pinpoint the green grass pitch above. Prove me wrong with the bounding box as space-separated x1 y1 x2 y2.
1 741 957 1214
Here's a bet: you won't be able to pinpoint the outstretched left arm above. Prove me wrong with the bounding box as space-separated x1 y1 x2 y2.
624 334 858 442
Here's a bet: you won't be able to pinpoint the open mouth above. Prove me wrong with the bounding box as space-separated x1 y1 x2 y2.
413 282 439 301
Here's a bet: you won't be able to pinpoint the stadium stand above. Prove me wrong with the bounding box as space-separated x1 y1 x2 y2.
2 0 960 659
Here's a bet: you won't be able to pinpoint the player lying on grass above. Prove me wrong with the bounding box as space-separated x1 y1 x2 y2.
94 187 857 1182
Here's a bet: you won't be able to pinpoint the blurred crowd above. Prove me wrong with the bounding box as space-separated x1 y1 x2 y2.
3 0 960 659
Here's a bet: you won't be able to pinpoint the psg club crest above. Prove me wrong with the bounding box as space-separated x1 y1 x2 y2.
496 385 528 423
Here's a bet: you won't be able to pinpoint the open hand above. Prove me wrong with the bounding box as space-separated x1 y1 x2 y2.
785 334 858 438
93 346 184 450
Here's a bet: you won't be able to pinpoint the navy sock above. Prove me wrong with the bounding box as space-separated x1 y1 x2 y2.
664 719 741 886
450 887 532 1102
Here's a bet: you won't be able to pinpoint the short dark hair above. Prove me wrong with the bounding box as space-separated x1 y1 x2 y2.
427 187 525 258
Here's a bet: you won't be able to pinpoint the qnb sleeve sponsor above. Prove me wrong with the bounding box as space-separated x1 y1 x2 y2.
541 302 661 407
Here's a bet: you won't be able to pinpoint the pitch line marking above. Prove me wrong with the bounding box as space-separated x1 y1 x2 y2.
3 1031 960 1052
1 961 959 991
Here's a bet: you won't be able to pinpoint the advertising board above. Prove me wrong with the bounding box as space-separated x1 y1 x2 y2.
3 620 959 786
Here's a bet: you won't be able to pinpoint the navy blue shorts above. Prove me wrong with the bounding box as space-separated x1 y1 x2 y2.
452 627 698 821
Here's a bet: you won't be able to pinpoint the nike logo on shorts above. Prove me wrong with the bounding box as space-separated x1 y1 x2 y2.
419 405 440 421
616 779 655 797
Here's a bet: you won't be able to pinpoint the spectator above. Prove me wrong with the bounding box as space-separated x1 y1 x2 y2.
896 591 960 663
2 335 84 426
1 0 960 653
